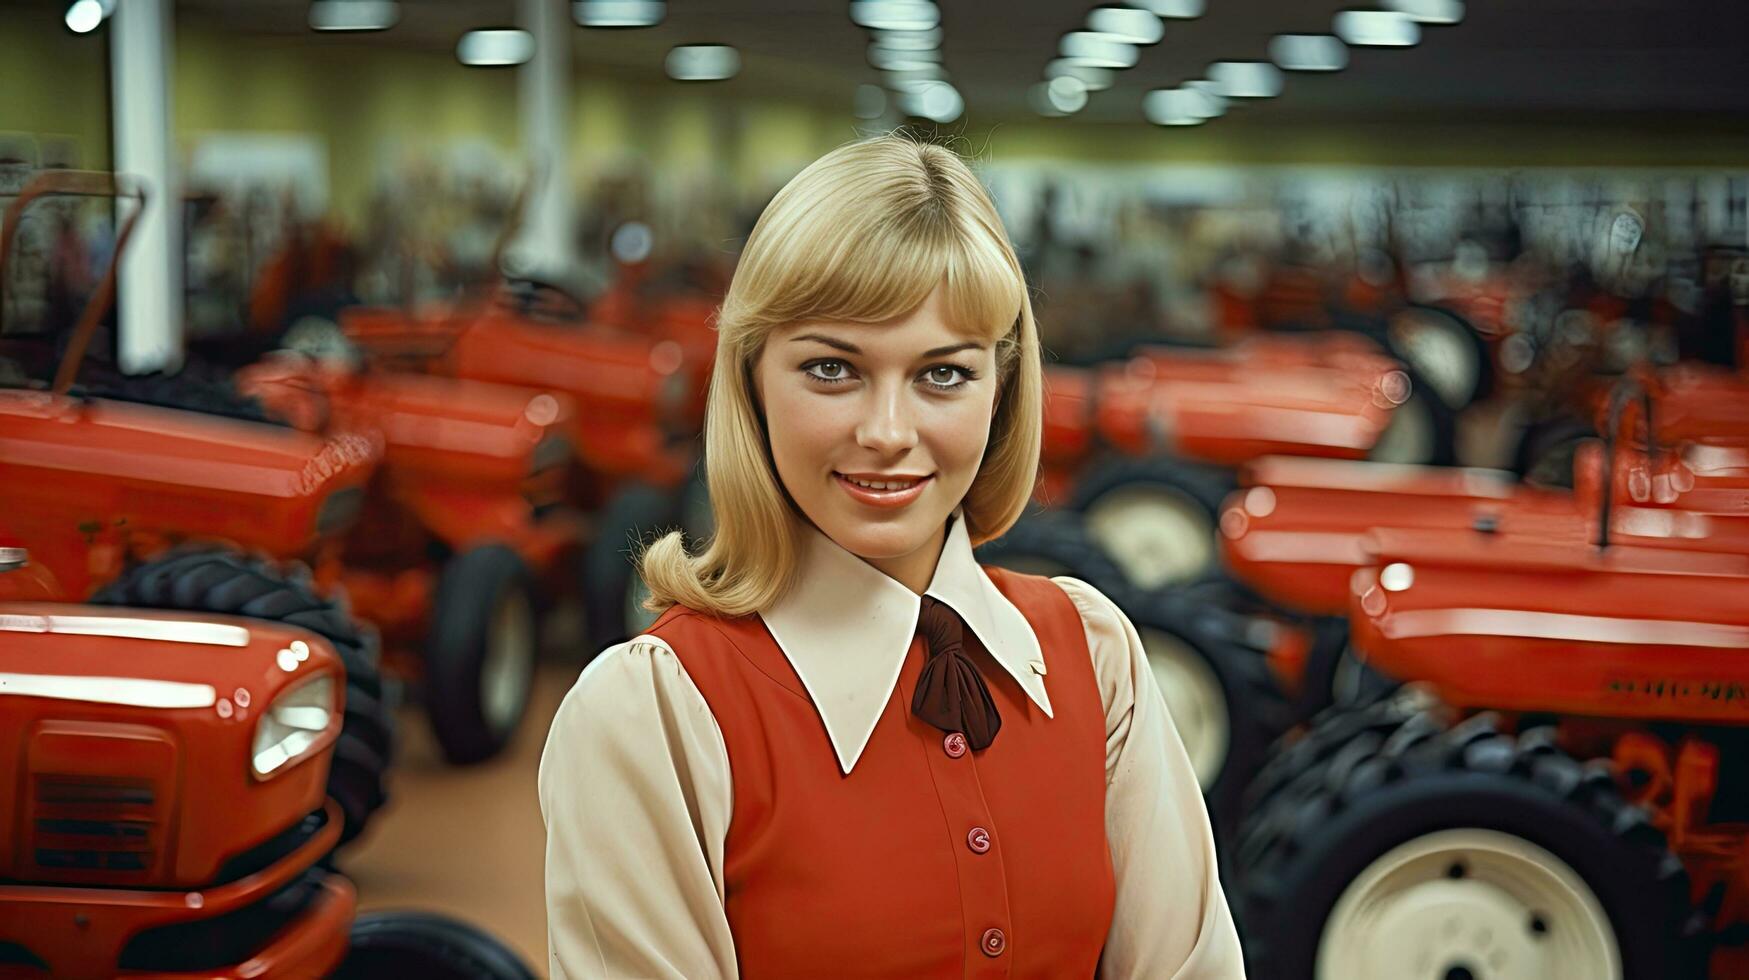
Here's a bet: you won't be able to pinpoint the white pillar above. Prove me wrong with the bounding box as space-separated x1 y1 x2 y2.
512 0 575 278
110 0 181 373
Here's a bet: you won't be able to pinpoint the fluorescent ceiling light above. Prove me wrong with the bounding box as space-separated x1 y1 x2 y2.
573 0 664 28
1144 87 1223 125
869 43 941 71
309 0 398 32
1131 0 1205 18
853 83 887 119
1208 60 1283 98
849 1 939 32
457 29 534 66
897 81 962 123
1030 83 1067 118
665 44 740 81
1269 34 1349 71
64 0 107 33
1086 6 1164 46
1046 76 1089 113
1059 32 1139 69
1045 58 1115 91
872 27 941 50
1183 78 1229 112
1143 90 1208 126
1334 10 1421 47
1384 0 1463 24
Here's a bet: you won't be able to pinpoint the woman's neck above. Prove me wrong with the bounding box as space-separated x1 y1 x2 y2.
862 520 949 596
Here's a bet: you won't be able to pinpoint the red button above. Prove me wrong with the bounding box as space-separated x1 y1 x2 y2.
981 928 1006 957
967 827 991 854
943 732 968 758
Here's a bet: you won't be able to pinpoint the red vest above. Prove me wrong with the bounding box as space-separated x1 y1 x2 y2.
651 567 1117 979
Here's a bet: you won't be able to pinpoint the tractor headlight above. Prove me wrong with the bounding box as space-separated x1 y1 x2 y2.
252 675 337 778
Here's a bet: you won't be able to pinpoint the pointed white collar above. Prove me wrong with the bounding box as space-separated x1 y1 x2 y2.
760 513 1053 774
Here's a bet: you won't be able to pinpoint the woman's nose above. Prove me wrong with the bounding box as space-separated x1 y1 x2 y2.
855 384 919 455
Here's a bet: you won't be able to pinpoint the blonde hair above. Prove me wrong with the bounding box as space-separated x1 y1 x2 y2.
638 134 1042 618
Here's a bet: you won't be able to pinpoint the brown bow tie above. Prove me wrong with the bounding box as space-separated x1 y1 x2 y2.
911 597 1001 751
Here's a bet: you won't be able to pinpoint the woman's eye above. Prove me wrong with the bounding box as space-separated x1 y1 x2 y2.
804 360 851 382
924 365 969 388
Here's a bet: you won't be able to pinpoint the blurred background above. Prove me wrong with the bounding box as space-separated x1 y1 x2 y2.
2 1 1748 977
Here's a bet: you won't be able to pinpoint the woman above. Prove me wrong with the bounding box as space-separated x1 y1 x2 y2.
540 136 1243 978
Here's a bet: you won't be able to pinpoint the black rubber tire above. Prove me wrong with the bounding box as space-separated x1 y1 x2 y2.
332 911 538 980
1068 455 1235 590
1293 616 1400 720
1368 382 1460 466
1387 302 1495 411
974 510 1129 600
1134 584 1297 843
426 544 537 766
584 482 682 652
1232 709 1704 979
91 548 392 846
1513 415 1596 488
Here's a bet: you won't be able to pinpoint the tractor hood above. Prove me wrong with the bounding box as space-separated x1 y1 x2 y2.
1347 530 1749 725
0 391 380 579
0 603 340 888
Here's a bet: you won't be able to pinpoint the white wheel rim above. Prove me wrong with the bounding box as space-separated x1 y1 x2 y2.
481 588 536 737
1369 393 1439 464
1141 628 1229 789
1084 485 1216 590
626 575 659 635
1392 309 1480 409
1319 828 1621 980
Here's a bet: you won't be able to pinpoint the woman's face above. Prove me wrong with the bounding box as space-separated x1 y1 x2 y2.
755 285 999 590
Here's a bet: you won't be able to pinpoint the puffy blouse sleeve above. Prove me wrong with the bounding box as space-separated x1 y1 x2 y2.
1053 577 1246 979
537 636 739 979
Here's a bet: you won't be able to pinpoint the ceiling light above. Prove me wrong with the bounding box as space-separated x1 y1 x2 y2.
665 44 739 81
1046 76 1089 113
1030 83 1067 118
869 43 941 70
872 27 941 51
1045 58 1115 91
898 81 962 123
849 1 939 32
1269 34 1348 71
1059 32 1139 69
457 29 534 66
573 0 664 28
1131 0 1205 18
1143 90 1208 126
1384 0 1463 24
309 0 398 31
1085 6 1164 45
853 83 887 119
1183 78 1229 112
64 0 104 33
1208 61 1283 98
1334 10 1421 47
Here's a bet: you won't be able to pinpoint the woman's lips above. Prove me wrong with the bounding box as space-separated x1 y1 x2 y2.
835 472 932 509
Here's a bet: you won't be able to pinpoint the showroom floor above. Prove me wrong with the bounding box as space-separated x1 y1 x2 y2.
343 660 580 971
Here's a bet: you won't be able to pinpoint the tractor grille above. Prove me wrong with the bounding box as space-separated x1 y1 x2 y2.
31 775 158 878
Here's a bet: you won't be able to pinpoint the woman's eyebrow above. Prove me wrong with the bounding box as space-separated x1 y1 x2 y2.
790 333 860 353
921 341 985 357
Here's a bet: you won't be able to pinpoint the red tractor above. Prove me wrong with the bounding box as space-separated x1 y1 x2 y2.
1039 330 1438 594
0 171 397 845
339 280 708 647
236 353 585 764
0 583 536 978
1230 391 1749 977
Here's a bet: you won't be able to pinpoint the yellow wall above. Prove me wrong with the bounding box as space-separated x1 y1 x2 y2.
0 10 110 169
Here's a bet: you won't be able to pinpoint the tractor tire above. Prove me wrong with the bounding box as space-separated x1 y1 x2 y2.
1233 710 1703 980
426 545 538 766
1386 303 1494 412
332 911 538 980
1069 456 1235 592
1513 415 1596 488
974 510 1128 599
92 548 392 846
1367 382 1458 466
1295 616 1399 719
584 482 681 652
